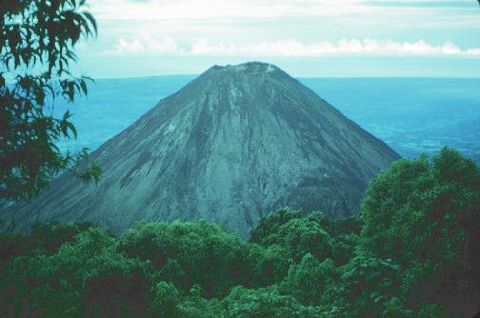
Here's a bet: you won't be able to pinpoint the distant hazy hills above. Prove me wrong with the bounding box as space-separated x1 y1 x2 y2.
7 62 399 237
54 75 480 164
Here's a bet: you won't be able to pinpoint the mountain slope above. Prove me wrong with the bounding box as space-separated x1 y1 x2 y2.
5 62 400 237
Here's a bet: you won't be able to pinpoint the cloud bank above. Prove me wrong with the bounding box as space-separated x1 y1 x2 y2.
106 37 480 58
82 0 480 77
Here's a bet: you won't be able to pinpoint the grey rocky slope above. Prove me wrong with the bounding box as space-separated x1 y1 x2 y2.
5 62 400 237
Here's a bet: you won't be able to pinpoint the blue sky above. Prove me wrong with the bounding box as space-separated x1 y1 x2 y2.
77 0 480 78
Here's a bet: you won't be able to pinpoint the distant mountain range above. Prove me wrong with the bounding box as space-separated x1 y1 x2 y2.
6 62 399 237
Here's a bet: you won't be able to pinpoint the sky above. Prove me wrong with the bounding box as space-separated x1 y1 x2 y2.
76 0 480 78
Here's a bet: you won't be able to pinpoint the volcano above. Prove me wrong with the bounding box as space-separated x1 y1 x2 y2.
6 62 400 237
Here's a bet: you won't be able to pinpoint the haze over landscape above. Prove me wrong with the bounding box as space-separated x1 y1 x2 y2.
55 75 480 164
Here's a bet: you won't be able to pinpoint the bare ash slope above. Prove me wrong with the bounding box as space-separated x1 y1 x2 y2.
6 62 400 237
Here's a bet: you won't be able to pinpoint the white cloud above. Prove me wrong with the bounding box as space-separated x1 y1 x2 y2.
115 39 143 54
105 37 480 58
77 0 480 77
105 35 182 55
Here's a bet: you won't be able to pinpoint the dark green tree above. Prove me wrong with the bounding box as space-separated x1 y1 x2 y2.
0 0 100 204
279 253 336 306
359 147 480 314
2 226 152 317
249 208 302 245
250 210 334 262
223 286 322 318
118 221 255 297
150 281 181 317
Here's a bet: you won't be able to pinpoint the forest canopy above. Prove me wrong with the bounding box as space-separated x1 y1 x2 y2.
0 147 479 317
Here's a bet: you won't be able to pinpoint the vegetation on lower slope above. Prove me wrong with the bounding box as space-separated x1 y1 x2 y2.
0 147 479 317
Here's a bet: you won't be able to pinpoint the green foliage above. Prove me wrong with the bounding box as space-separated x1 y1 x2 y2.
0 221 95 284
360 147 480 307
250 208 302 244
361 148 479 264
0 232 29 271
150 281 181 317
337 255 407 316
175 285 225 318
0 0 100 203
1 148 478 317
3 227 151 317
118 221 255 297
30 220 96 254
223 286 322 317
246 243 292 286
280 254 336 305
329 217 362 265
250 210 334 262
